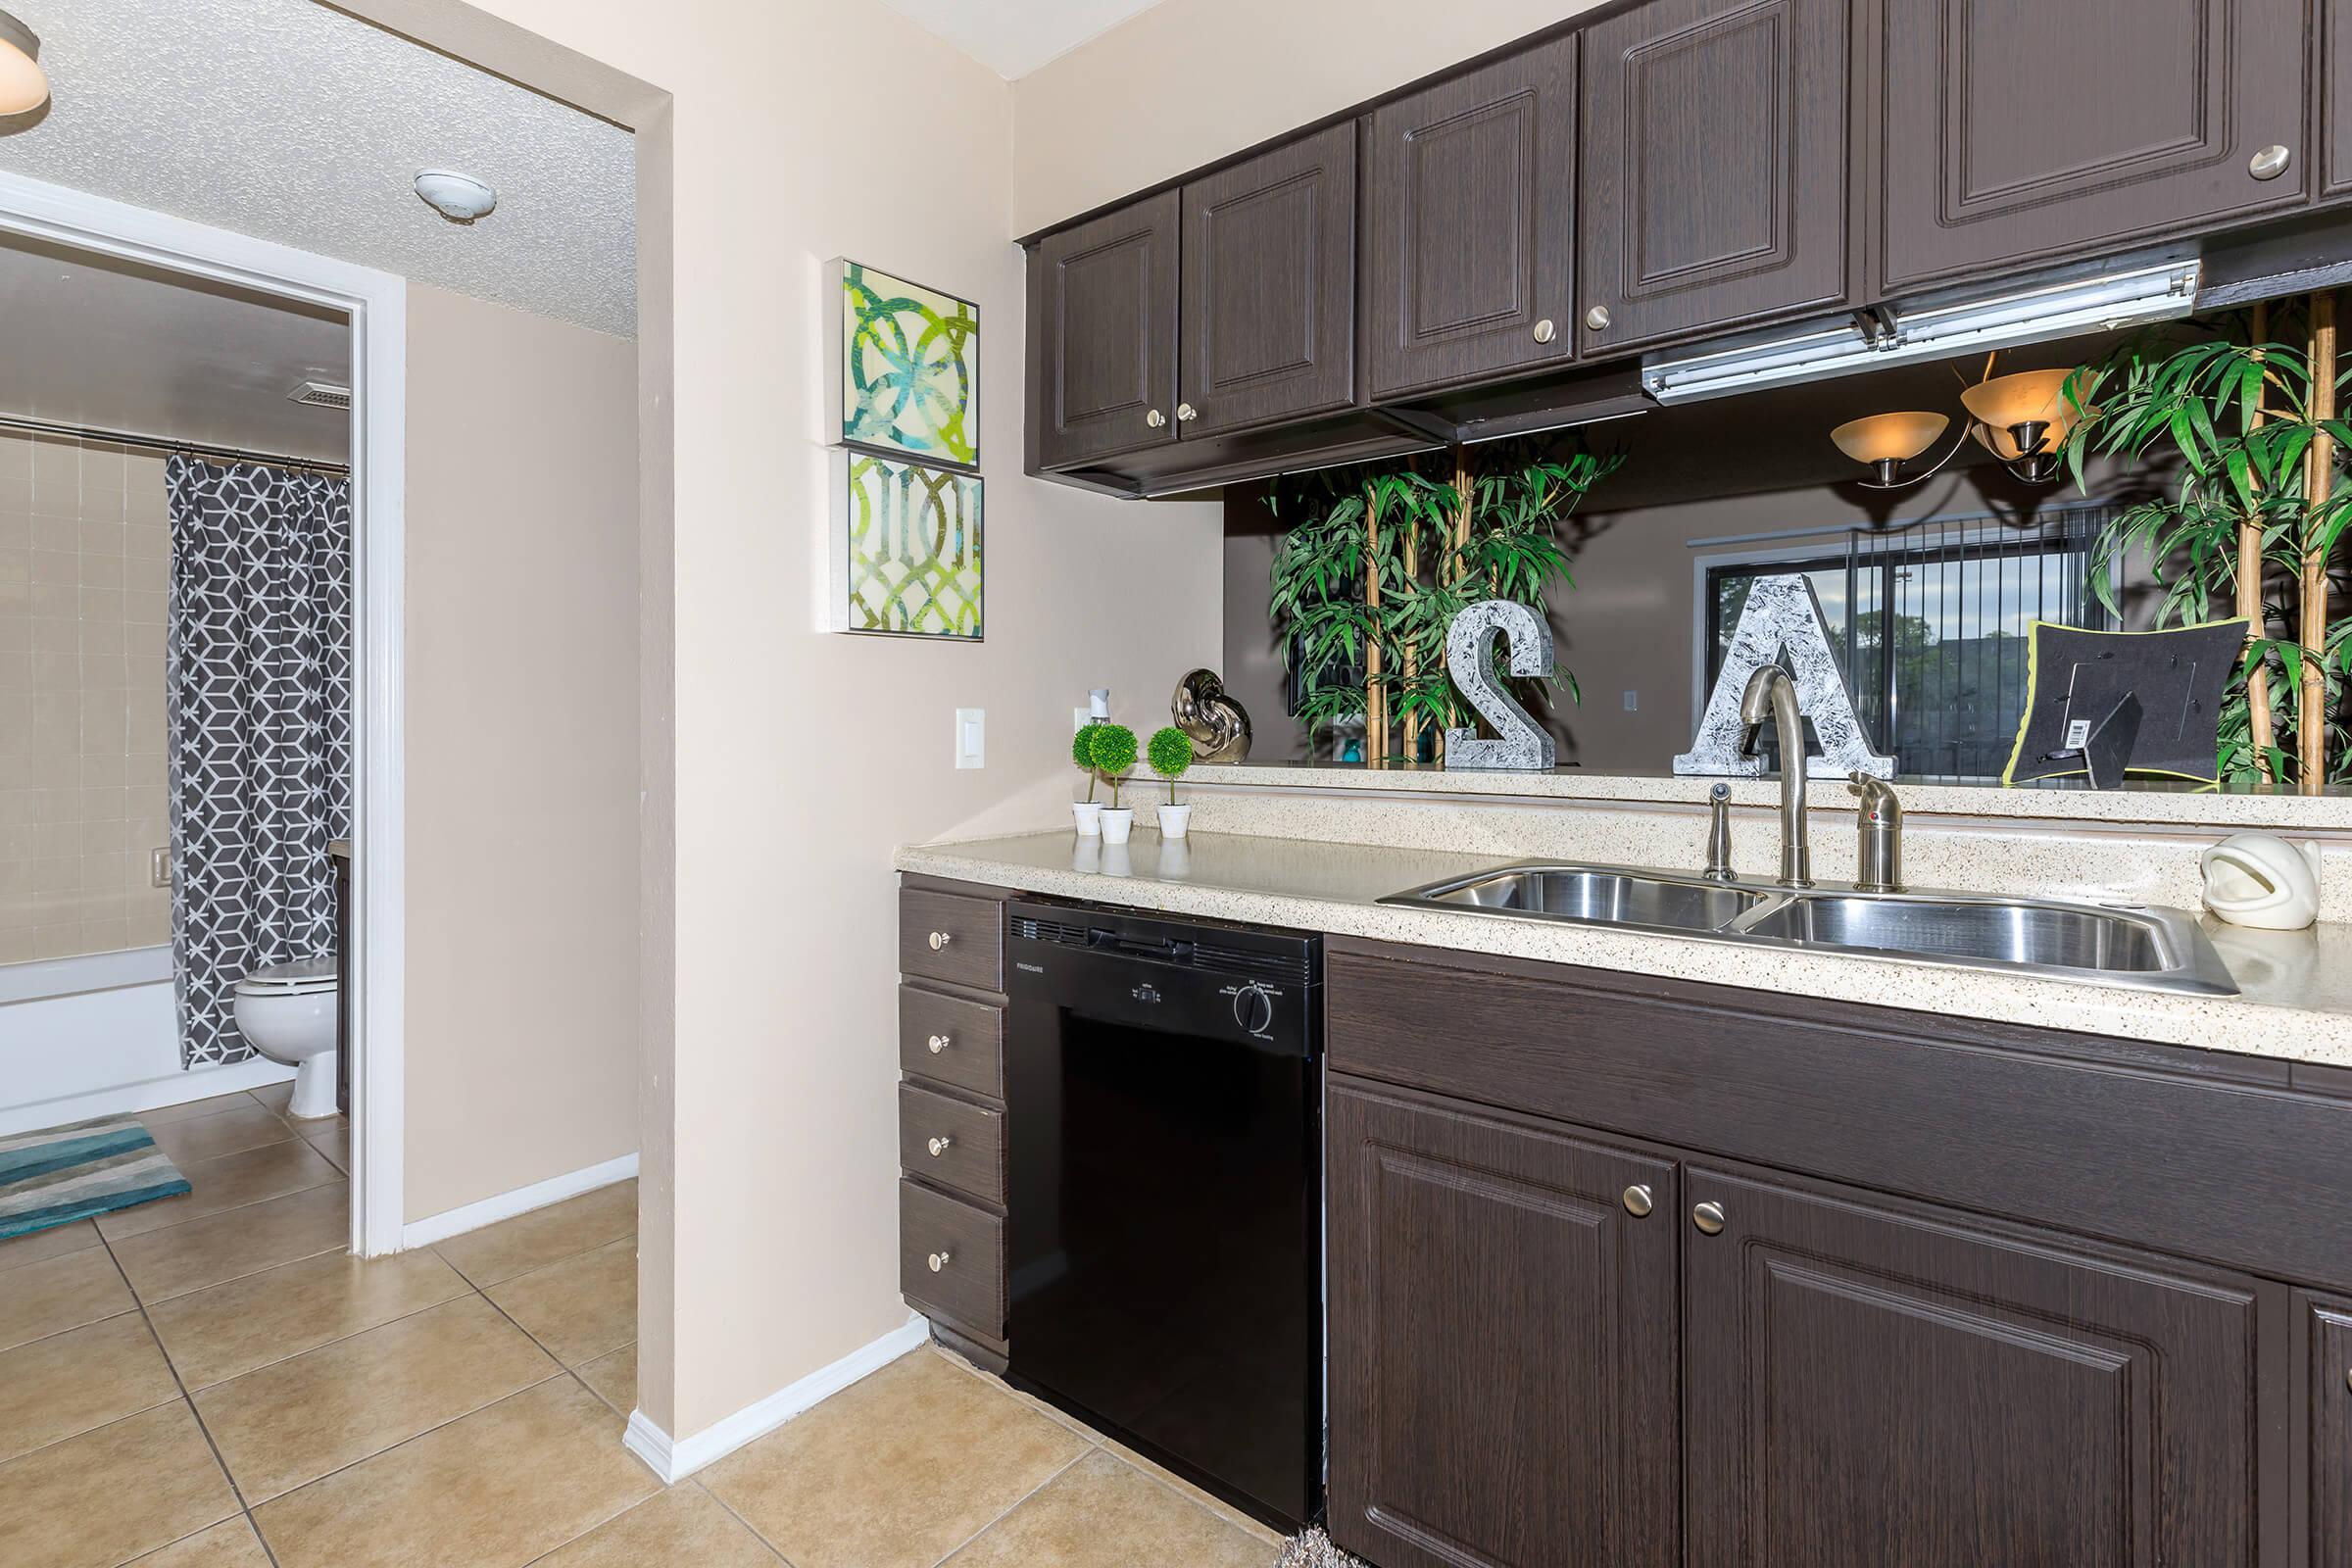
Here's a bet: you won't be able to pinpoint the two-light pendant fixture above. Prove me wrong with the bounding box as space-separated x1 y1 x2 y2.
0 7 47 117
1830 365 2086 491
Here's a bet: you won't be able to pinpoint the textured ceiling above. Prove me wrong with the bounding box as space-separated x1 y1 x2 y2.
0 231 352 463
0 0 635 337
878 0 1167 78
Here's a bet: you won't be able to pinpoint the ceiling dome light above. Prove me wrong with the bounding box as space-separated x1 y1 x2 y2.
414 170 497 222
0 8 48 118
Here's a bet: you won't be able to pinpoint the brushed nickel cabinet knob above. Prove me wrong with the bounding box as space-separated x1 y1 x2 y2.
927 1136 954 1157
1622 1184 1654 1218
927 1034 951 1054
927 931 952 951
2250 144 2292 180
927 1250 951 1273
1177 403 1199 422
1692 1200 1727 1236
1533 318 1557 345
1147 409 1166 428
1585 305 1612 332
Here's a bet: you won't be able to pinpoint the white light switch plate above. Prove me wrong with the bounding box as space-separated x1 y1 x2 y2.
955 708 985 769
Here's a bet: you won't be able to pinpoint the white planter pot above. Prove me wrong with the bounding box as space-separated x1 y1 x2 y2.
1072 802 1103 837
1099 808 1135 845
1157 803 1193 839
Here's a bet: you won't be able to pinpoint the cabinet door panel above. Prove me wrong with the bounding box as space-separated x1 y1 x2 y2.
1579 0 1848 354
1878 0 2310 294
1179 122 1356 436
2329 0 2352 200
1030 192 1179 469
1326 1079 1679 1568
1685 1165 2260 1566
2311 1295 2352 1564
1364 36 1579 400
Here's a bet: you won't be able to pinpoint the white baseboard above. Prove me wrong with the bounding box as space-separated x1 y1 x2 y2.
0 1054 297 1140
623 1311 930 1483
400 1152 639 1250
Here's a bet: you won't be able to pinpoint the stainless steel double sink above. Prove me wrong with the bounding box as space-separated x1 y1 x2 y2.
1382 862 2238 996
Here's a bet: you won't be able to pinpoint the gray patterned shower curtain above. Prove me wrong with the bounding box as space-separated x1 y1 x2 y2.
165 457 353 1067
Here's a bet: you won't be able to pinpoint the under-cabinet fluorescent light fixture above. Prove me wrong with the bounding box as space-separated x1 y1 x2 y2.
1642 257 2202 405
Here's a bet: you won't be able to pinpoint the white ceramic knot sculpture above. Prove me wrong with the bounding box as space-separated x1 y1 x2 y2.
2200 833 2321 930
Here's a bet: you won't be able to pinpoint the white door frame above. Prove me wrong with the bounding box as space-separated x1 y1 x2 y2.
0 171 409 1257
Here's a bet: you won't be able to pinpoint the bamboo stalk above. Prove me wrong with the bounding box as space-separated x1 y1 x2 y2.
2302 291 2337 793
1365 485 1385 764
2242 301 2278 781
1402 508 1419 763
1443 447 1472 760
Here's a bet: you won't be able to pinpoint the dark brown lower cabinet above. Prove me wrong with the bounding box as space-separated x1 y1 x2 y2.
2311 1295 2352 1564
1326 1078 1681 1568
1682 1164 2261 1567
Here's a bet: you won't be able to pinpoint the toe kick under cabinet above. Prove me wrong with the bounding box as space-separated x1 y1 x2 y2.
896 876 1011 1367
1325 936 2352 1568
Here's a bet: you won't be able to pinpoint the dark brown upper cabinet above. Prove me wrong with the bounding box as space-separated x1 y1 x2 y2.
1029 190 1179 470
1326 1079 1681 1568
1577 0 1850 356
1178 122 1358 439
1363 36 1580 402
2328 0 2352 201
2311 1295 2352 1564
1683 1165 2263 1566
1876 0 2312 297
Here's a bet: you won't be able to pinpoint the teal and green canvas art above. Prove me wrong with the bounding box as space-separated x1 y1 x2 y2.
840 263 979 468
842 455 984 638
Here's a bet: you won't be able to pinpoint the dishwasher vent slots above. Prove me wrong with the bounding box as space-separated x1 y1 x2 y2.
1012 916 1091 947
1192 943 1313 984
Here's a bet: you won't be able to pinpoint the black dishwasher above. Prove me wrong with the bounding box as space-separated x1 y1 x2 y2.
1003 899 1322 1533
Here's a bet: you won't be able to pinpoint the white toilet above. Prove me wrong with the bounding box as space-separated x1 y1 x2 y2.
232 957 341 1120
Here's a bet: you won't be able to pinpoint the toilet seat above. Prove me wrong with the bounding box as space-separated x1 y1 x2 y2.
234 956 338 997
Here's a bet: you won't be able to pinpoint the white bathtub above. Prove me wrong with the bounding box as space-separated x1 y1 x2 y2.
0 945 294 1137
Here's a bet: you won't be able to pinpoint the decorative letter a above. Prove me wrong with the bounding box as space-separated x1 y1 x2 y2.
1674 574 1895 780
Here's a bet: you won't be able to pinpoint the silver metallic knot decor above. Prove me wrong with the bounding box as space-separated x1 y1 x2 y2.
1171 668 1252 762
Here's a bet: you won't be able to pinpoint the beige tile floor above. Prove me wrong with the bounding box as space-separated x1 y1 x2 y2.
0 1090 1288 1567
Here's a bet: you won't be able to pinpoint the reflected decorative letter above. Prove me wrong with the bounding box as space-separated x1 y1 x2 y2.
1445 601 1556 771
1675 574 1892 779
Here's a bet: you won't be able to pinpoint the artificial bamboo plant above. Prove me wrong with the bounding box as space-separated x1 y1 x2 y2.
1266 436 1622 761
2064 296 2352 786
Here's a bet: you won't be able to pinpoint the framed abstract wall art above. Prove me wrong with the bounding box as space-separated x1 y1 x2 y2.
830 450 984 640
829 259 979 469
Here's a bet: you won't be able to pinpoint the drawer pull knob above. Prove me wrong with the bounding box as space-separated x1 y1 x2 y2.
2250 144 2292 180
1692 1200 1727 1236
1146 409 1166 428
927 1136 954 1157
1622 1184 1653 1218
927 1250 951 1273
927 930 953 951
927 1033 951 1054
1585 305 1611 332
1533 318 1557 345
1177 402 1199 422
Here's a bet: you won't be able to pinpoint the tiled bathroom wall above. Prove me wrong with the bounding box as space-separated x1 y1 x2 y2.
0 431 172 962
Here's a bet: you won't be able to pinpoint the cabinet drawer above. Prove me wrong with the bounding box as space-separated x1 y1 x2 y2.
900 888 1004 992
899 1082 1004 1207
901 1179 1004 1340
900 984 1004 1102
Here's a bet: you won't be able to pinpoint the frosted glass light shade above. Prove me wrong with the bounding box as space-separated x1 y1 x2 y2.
1832 411 1950 466
0 9 44 118
1961 368 2086 457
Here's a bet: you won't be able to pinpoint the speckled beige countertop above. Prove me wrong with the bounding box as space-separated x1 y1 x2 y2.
896 829 2352 1069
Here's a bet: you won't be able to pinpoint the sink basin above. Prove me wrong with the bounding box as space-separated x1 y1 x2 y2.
1385 861 2238 996
1386 864 1769 934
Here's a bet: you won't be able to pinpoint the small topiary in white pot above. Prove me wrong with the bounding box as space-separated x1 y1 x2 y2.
1148 724 1196 838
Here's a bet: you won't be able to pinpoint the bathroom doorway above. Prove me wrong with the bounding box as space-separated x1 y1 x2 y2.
0 170 409 1256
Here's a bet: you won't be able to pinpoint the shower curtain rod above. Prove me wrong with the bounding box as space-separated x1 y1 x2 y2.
0 412 350 477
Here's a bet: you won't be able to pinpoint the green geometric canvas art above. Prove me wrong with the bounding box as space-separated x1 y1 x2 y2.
839 455 984 639
839 262 979 468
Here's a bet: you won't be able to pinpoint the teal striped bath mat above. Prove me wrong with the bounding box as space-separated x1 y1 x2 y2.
0 1116 191 1240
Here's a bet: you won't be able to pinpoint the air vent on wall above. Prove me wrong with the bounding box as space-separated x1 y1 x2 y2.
286 380 352 411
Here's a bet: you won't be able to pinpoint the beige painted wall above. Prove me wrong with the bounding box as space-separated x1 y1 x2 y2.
1011 0 1601 233
402 282 642 1221
363 0 1227 1444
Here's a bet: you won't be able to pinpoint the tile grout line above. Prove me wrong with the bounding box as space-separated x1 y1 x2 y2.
95 1167 345 1250
693 1479 798 1566
925 1444 1097 1568
92 1215 287 1568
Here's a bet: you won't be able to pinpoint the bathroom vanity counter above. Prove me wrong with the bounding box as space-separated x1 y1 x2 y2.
893 829 2352 1071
